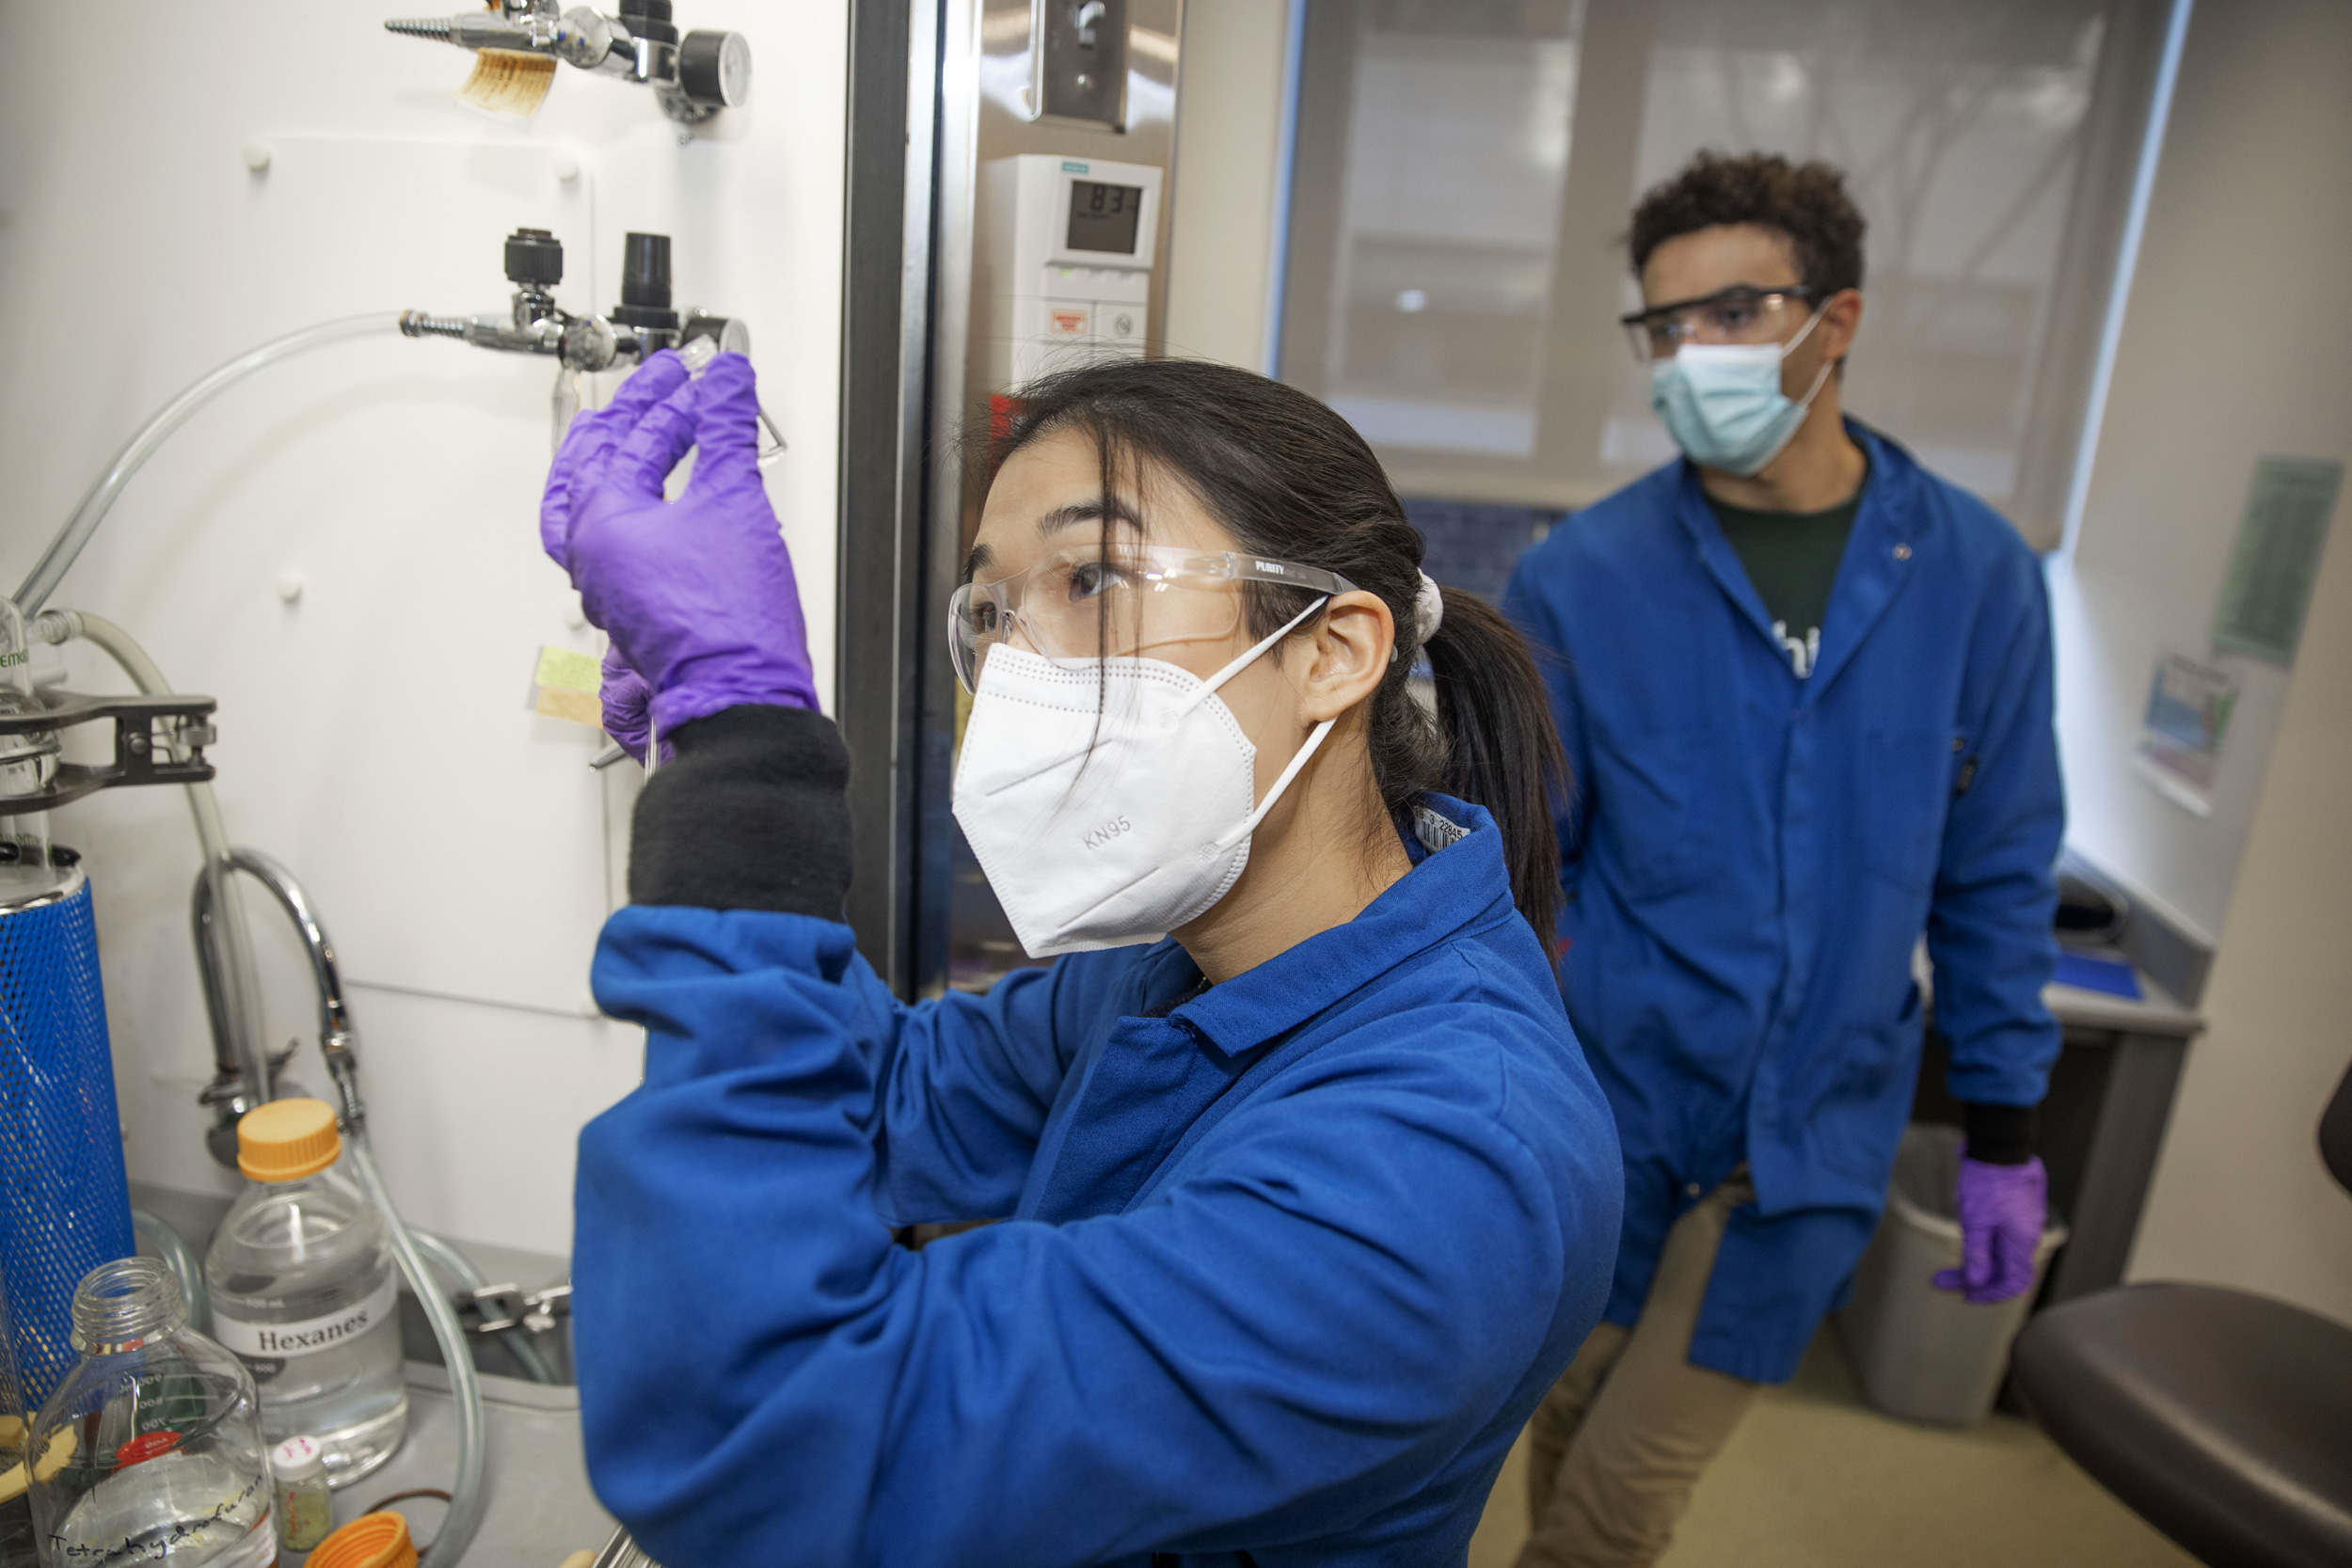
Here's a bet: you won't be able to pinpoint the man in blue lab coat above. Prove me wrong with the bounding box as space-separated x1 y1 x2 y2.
1502 152 2064 1567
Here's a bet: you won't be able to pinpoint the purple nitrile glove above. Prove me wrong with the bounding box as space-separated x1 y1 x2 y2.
541 351 818 735
1933 1155 2048 1305
596 643 673 766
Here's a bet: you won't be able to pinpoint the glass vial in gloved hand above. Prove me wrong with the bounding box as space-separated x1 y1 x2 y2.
27 1257 275 1567
205 1101 409 1487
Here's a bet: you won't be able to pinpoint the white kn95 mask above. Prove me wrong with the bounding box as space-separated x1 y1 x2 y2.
952 599 1334 958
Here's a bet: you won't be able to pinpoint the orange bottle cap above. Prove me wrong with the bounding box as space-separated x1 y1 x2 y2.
307 1512 417 1568
235 1098 342 1182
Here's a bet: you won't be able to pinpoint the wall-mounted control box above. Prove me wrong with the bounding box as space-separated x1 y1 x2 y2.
979 152 1165 387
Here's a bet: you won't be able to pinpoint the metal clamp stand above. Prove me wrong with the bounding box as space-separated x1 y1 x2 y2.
0 689 215 812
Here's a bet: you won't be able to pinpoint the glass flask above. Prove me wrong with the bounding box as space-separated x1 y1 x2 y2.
203 1101 406 1487
26 1257 275 1567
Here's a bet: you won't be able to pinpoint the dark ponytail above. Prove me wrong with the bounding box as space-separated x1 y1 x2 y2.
1422 590 1567 951
979 358 1570 951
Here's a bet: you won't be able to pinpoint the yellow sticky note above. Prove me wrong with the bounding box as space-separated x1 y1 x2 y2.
529 644 606 729
535 645 602 693
533 686 604 726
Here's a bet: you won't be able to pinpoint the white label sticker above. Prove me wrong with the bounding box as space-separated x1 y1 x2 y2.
211 1275 399 1361
1414 806 1470 854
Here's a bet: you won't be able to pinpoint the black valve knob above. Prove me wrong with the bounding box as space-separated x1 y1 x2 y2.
503 227 564 287
621 231 670 308
613 231 680 333
618 0 678 45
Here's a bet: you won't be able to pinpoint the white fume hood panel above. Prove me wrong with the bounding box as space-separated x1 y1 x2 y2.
46 129 841 1027
5 0 848 1248
61 135 614 1021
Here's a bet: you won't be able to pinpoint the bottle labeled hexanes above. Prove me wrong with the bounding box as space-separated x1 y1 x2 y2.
205 1101 409 1487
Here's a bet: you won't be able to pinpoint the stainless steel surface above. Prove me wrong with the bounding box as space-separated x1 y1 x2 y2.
919 0 1184 994
0 861 80 917
344 1365 612 1567
1030 0 1129 126
410 1231 559 1386
459 1283 571 1338
956 0 1182 406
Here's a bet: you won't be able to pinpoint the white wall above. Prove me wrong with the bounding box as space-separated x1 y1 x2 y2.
2046 0 2352 1322
1164 0 1296 371
0 1 846 1256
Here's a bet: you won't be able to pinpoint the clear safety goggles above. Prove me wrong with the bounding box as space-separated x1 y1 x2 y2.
947 544 1357 692
1620 284 1822 363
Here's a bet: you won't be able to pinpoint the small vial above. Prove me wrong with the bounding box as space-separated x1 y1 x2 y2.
272 1435 334 1552
672 328 787 466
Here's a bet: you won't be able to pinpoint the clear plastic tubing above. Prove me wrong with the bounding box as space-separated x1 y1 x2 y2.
346 1133 487 1568
13 313 400 616
130 1206 210 1333
412 1227 556 1386
53 610 272 1120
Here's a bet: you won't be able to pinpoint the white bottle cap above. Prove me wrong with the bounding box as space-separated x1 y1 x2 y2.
270 1435 325 1482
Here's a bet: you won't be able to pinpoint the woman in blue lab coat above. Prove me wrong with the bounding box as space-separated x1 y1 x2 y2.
539 351 1624 1568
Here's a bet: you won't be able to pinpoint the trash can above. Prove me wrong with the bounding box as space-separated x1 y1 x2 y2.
1835 1122 2068 1426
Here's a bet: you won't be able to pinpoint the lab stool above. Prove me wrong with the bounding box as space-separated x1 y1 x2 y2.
2011 1058 2352 1568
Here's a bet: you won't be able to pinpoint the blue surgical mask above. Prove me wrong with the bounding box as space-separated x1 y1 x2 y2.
1648 309 1835 476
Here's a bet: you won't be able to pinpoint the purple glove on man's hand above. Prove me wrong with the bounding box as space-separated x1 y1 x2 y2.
541 351 818 736
1933 1155 2048 1305
596 643 672 766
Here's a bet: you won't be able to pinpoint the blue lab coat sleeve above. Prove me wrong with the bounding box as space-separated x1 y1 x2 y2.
1928 546 2064 1108
864 962 1070 1224
577 909 1581 1568
578 705 1615 1566
618 705 1079 1222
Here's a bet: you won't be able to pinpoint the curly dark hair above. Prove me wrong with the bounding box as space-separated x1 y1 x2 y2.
1629 151 1867 296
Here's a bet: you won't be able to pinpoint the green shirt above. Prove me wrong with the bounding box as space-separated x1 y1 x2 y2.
1706 465 1867 678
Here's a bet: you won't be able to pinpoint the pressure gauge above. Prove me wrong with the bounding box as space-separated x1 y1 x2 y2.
678 29 752 111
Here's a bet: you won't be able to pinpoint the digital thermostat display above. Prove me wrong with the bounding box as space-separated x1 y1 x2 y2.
1065 181 1144 255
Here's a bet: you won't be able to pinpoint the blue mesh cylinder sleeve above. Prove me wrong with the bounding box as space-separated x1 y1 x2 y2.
0 871 134 1409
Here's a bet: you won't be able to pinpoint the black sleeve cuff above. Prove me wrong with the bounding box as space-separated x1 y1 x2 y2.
627 705 853 919
1962 1101 2038 1165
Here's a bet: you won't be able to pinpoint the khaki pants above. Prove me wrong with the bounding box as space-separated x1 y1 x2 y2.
1515 1173 1760 1568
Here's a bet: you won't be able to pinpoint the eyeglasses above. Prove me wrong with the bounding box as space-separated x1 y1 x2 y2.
947 545 1357 692
1620 284 1821 363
